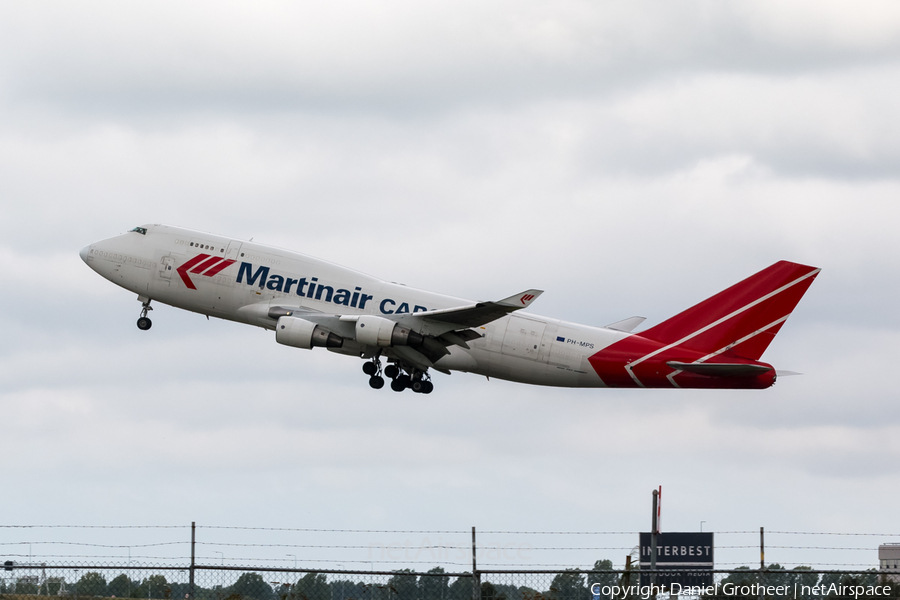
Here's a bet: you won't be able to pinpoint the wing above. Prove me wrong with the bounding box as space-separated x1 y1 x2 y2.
412 289 543 329
264 289 543 374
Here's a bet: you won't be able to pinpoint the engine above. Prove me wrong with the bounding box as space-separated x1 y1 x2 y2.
355 315 424 347
275 316 344 349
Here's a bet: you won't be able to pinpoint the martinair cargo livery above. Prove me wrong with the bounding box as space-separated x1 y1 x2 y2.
81 224 820 394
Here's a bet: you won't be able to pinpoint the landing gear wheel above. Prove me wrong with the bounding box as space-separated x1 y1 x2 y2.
368 375 385 389
411 380 425 393
384 364 399 379
137 298 153 330
396 374 411 389
362 361 378 376
390 378 406 392
422 381 434 394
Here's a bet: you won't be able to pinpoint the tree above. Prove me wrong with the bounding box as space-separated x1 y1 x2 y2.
387 570 418 600
78 572 109 597
448 574 474 600
587 560 616 600
481 582 507 600
491 585 522 600
109 574 137 598
168 582 193 600
701 567 753 600
138 574 169 599
762 564 790 590
548 571 586 600
330 579 361 600
232 573 274 600
274 583 293 600
291 573 330 600
791 566 819 600
517 587 543 600
15 577 38 595
421 567 450 600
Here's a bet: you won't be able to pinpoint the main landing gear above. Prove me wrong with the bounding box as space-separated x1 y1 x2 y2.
363 358 385 389
362 360 433 394
137 298 153 331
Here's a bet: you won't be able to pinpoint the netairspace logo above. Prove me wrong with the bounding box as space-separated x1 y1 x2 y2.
590 583 895 600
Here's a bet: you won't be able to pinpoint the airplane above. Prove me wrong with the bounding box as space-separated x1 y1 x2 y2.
80 224 820 393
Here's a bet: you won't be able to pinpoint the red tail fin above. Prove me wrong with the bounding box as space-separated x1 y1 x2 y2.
641 260 820 360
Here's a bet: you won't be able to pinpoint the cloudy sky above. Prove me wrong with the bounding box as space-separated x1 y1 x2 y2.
2 0 899 573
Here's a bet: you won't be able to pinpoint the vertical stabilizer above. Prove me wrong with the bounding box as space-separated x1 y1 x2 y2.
641 261 820 360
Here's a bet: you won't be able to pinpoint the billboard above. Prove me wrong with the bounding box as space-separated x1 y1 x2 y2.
639 532 714 587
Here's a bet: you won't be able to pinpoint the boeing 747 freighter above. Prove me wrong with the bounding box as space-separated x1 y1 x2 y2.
81 225 820 393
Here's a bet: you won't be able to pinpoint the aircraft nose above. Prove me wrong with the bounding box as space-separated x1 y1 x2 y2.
79 244 91 264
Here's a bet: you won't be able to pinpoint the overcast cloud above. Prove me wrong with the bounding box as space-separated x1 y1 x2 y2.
1 0 899 572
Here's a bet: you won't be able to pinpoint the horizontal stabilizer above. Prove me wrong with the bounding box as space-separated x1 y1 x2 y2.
667 361 772 377
606 316 646 332
775 370 802 377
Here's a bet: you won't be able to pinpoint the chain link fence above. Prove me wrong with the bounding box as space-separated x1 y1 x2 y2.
2 564 898 600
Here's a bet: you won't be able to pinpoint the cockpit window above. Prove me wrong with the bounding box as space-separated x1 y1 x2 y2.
130 227 147 235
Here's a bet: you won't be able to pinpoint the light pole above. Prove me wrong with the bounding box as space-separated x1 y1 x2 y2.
700 521 706 533
214 552 223 566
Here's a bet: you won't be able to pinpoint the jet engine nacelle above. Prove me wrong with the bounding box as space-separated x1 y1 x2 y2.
355 315 424 348
276 316 344 350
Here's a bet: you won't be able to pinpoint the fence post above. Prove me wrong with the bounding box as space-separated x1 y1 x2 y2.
650 490 658 588
759 527 765 600
472 527 479 600
189 522 196 600
760 527 764 570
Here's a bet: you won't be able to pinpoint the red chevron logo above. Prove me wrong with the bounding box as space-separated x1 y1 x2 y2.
176 254 236 289
520 294 535 304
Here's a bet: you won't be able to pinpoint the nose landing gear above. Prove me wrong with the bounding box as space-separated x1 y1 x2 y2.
137 299 153 330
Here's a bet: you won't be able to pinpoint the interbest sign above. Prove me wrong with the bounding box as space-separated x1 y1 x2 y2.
639 532 714 566
638 532 713 587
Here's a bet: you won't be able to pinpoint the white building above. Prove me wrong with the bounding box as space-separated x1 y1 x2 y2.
879 544 900 583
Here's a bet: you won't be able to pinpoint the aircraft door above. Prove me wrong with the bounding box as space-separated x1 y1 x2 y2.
225 240 243 261
158 255 175 281
501 316 547 361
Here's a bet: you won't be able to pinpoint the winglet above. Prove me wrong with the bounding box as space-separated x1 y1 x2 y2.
498 289 543 308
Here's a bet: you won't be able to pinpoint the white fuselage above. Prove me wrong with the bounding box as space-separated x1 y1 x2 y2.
81 225 627 387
